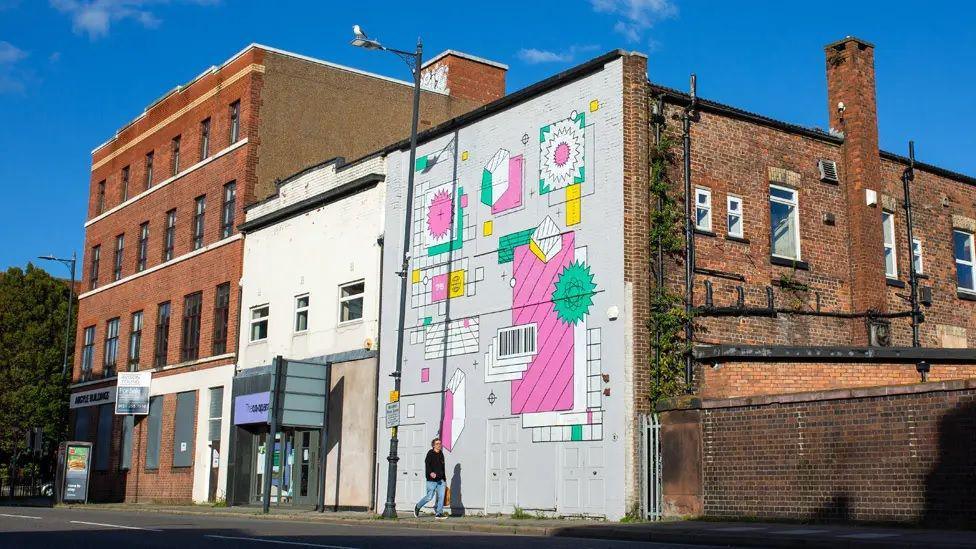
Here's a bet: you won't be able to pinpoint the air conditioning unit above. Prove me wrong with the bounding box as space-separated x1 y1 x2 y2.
818 159 839 183
867 318 892 347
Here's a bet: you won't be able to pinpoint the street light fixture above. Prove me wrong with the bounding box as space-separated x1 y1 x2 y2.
38 253 77 378
350 25 423 520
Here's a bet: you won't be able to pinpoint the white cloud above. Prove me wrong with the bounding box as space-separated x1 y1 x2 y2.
49 0 216 39
0 41 28 93
517 44 601 65
591 0 677 43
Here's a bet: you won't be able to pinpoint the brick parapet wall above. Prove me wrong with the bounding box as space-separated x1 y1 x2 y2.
622 52 650 514
661 378 976 526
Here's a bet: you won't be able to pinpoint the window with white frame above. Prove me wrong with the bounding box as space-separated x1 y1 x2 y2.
912 239 924 275
727 195 743 238
694 188 712 232
954 230 975 293
294 294 309 332
882 211 897 278
338 281 365 323
769 185 800 260
250 305 269 342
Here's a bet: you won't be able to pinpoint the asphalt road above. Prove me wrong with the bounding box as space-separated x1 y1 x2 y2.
0 506 734 548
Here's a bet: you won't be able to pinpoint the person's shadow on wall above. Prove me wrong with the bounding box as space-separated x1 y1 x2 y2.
450 463 465 516
923 398 976 528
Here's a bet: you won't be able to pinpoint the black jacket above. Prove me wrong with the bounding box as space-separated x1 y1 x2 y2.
425 449 446 482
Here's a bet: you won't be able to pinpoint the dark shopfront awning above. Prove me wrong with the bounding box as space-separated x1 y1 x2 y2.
694 345 976 364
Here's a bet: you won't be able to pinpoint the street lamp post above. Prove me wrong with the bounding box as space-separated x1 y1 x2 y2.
39 253 77 378
350 25 423 520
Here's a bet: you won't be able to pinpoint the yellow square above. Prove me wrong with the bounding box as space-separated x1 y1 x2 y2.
411 269 421 284
483 220 493 236
390 390 399 403
461 151 469 161
448 270 466 298
589 99 600 112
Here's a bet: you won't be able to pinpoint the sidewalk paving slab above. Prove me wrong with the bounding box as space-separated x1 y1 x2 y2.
61 503 976 548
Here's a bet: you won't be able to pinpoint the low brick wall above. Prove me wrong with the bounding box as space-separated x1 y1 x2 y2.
659 379 976 526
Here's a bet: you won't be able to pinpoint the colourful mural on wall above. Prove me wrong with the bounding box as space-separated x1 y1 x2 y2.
398 103 609 451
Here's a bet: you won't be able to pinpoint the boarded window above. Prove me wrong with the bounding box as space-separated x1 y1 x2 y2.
173 391 197 468
73 407 91 441
120 415 134 470
95 403 113 471
145 396 163 469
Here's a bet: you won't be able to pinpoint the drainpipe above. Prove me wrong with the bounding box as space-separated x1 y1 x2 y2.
681 75 698 390
369 234 384 512
901 141 926 381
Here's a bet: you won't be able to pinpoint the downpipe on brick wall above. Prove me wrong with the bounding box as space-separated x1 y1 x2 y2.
900 141 927 381
682 75 698 391
651 95 666 394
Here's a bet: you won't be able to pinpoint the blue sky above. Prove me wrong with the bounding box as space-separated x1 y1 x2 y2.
1 0 974 274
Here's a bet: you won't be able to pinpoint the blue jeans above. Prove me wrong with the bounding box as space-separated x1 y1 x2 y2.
416 479 445 515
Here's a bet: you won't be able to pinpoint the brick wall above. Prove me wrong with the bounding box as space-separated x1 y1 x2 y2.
663 379 976 526
646 36 975 401
622 52 650 514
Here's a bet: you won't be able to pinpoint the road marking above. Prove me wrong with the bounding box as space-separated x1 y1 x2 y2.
0 513 42 520
69 520 163 532
838 533 899 539
205 535 359 548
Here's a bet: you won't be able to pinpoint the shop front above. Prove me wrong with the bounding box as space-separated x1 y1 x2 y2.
226 350 377 511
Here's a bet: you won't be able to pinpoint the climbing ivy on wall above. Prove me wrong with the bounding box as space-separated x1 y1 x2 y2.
648 135 694 403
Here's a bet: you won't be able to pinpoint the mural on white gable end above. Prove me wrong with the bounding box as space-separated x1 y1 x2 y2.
378 57 625 518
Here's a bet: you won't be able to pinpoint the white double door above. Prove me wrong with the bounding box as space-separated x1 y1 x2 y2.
394 423 428 510
558 443 606 516
486 418 520 513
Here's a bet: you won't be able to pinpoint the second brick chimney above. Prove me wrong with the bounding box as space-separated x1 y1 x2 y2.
420 50 507 105
825 36 887 341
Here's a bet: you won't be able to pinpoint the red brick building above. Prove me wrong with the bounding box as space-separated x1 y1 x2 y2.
68 44 505 503
644 37 976 523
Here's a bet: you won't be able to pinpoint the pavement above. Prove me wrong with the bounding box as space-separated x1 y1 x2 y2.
1 502 974 548
0 505 720 548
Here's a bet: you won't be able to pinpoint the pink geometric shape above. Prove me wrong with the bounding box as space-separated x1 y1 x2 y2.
460 194 469 208
510 232 575 414
427 189 453 238
492 155 524 214
431 273 448 302
441 388 454 451
463 318 470 327
587 410 593 424
421 368 430 383
554 142 571 166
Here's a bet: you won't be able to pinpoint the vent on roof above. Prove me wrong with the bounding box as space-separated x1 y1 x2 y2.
818 159 839 183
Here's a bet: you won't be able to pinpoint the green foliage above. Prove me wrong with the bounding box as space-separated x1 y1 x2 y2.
511 506 530 519
0 264 74 468
649 135 693 403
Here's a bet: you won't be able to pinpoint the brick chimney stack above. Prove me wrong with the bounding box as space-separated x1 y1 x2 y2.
420 50 507 105
825 36 887 342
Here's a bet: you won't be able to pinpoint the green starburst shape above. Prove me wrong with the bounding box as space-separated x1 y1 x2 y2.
552 261 597 325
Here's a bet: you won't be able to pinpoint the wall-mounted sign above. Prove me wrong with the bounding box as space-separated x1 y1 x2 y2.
62 443 91 503
69 386 116 409
234 392 271 425
115 371 152 415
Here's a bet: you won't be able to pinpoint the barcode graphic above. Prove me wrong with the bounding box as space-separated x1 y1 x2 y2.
497 324 537 358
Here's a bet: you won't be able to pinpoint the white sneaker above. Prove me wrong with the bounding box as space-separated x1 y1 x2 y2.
434 513 447 520
413 506 421 518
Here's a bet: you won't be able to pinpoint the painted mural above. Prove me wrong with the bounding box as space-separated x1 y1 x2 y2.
379 59 624 517
403 103 608 449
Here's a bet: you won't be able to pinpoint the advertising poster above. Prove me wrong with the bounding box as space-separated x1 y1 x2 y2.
63 444 91 502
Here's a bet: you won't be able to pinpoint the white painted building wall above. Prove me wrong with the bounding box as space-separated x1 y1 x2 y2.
376 57 627 518
238 157 387 370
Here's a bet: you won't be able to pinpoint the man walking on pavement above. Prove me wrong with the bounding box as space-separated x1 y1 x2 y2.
414 437 448 519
